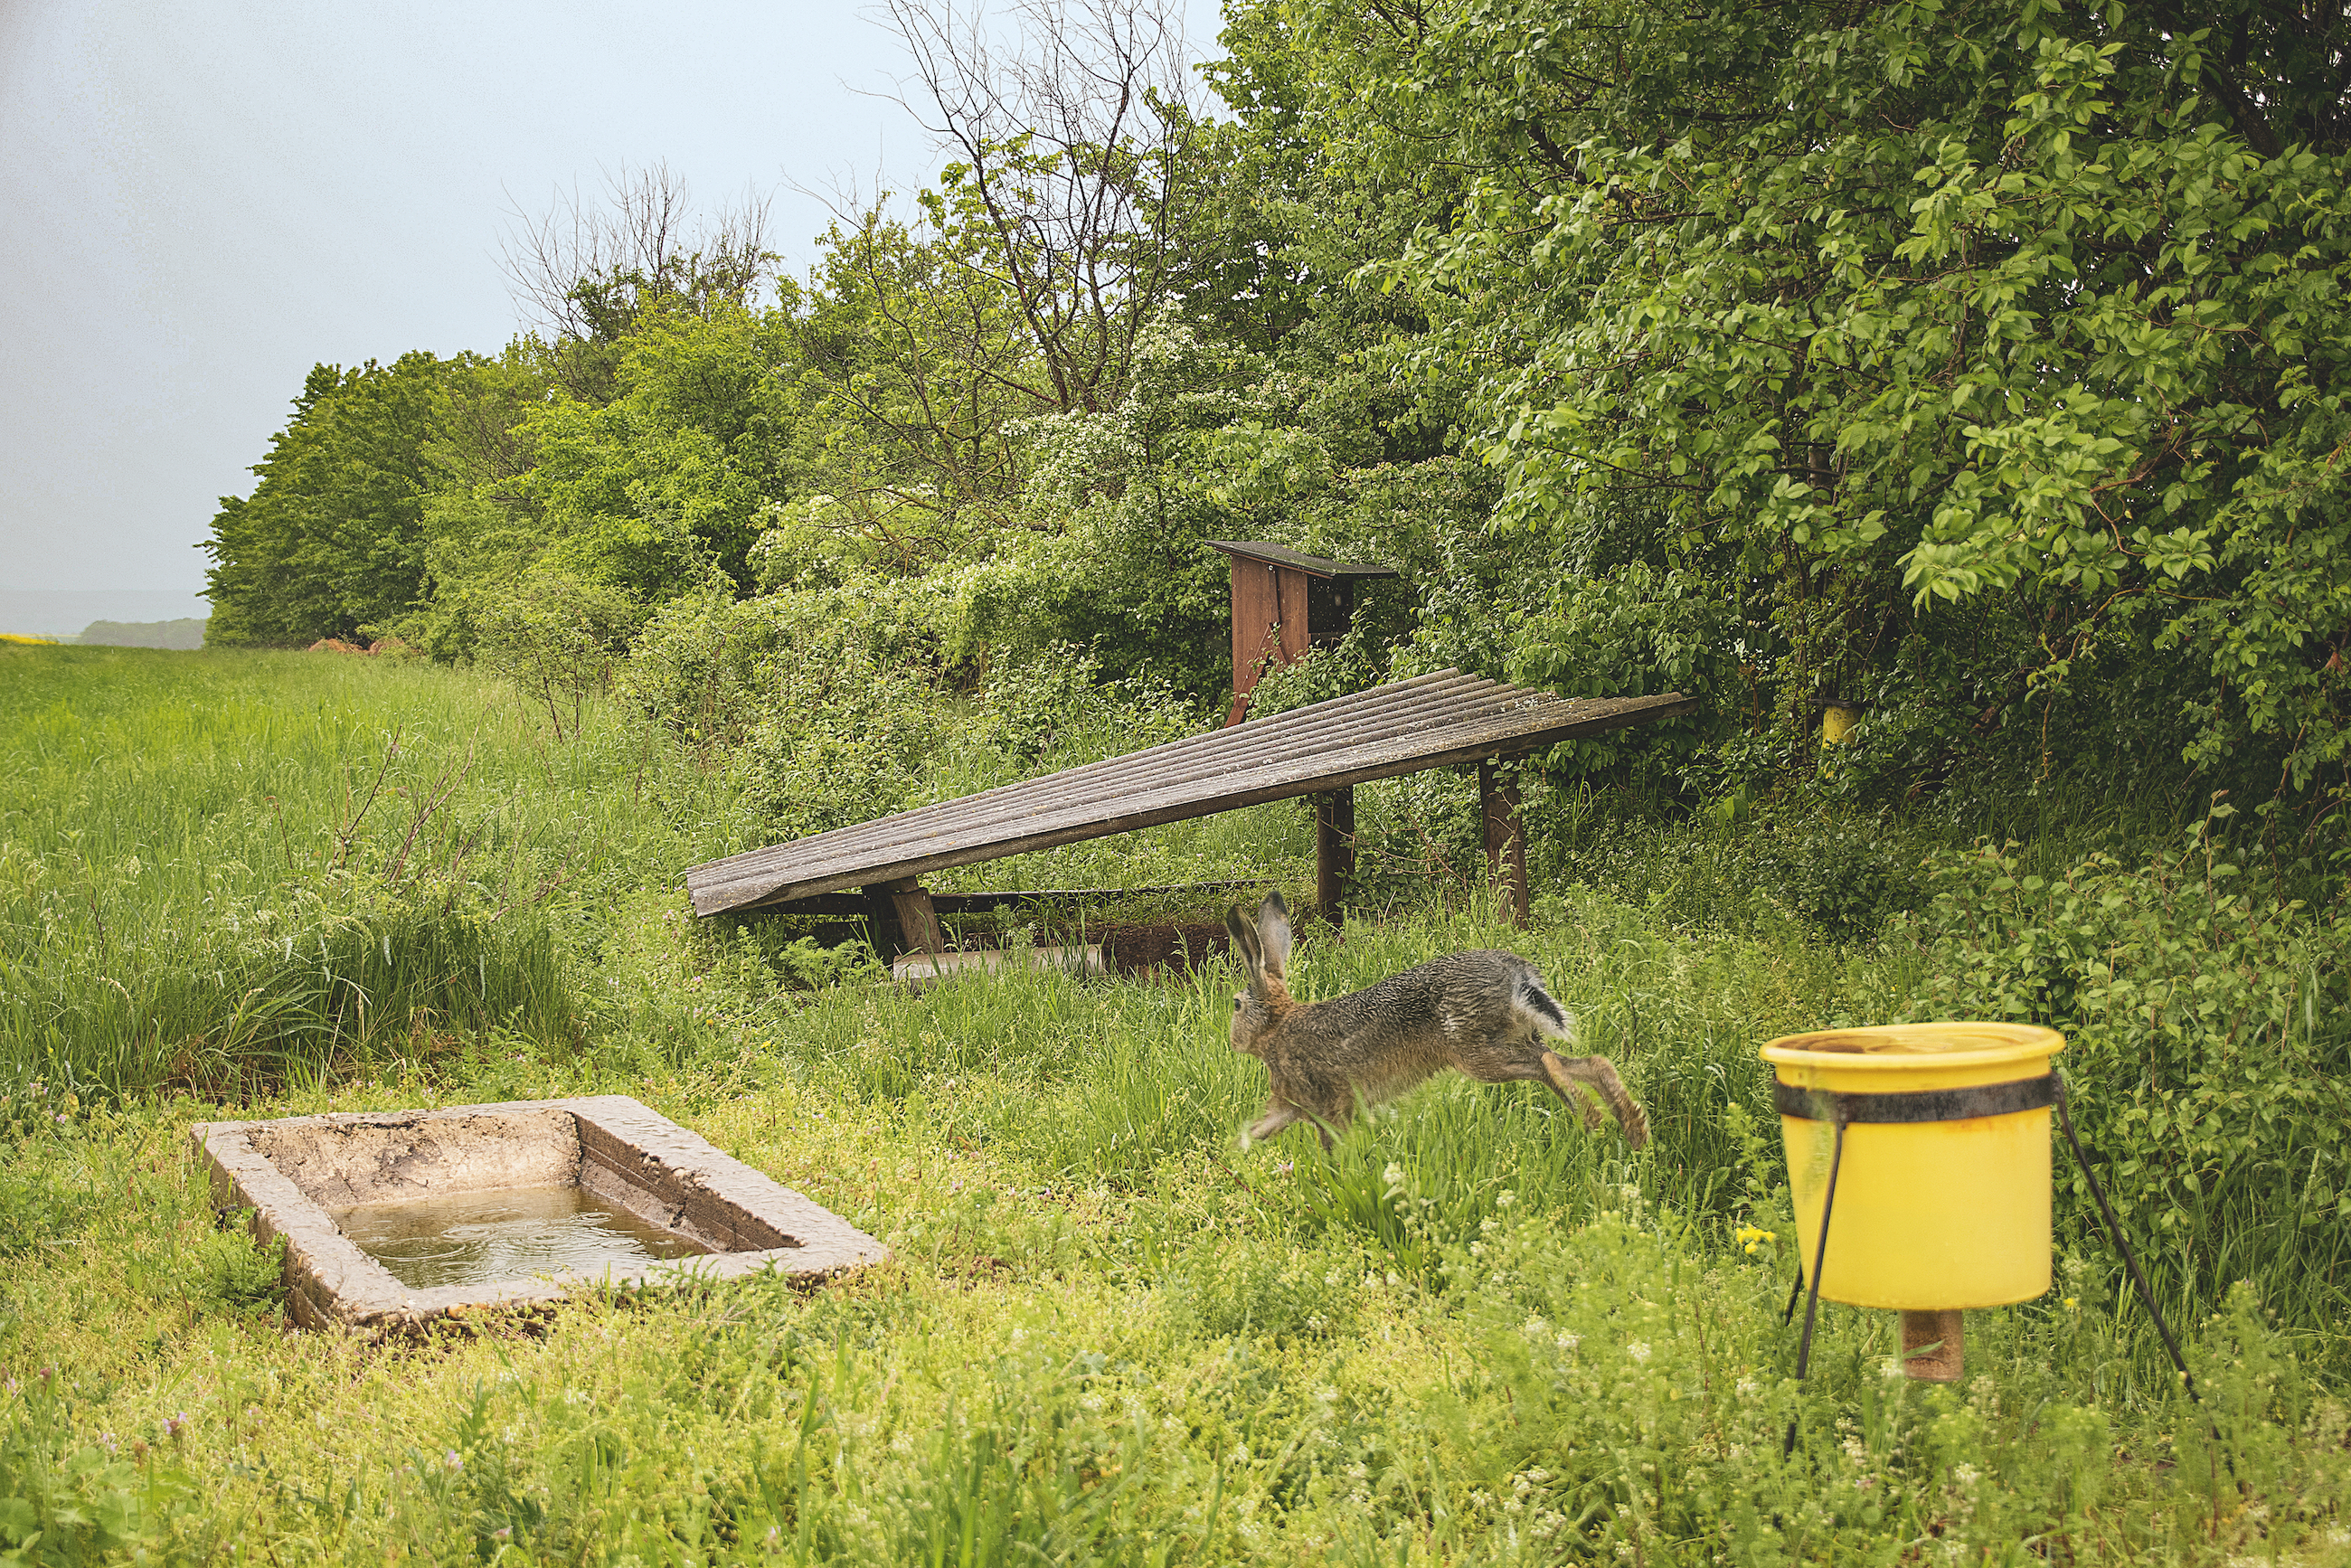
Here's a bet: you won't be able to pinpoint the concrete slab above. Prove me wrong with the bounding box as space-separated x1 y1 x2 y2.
891 943 1103 991
191 1095 886 1333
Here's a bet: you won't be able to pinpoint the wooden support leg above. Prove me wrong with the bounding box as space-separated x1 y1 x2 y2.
883 877 945 957
1901 1309 1964 1383
1479 760 1529 927
862 878 945 961
1315 788 1355 927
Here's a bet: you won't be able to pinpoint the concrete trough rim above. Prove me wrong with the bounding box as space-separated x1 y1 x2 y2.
192 1094 887 1333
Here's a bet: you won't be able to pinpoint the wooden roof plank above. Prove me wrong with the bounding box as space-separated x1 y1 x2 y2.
685 687 1680 909
684 673 1501 903
1206 540 1399 580
689 687 1695 914
701 669 1502 877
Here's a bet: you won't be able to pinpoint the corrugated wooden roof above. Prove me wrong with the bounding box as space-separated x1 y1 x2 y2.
686 670 1696 916
1206 541 1399 579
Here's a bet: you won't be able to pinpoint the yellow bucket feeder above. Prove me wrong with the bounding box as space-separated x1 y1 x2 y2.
1761 1022 2064 1382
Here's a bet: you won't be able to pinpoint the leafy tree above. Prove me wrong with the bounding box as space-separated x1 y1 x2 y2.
510 303 804 601
202 353 457 647
502 162 777 405
787 204 1046 564
1341 0 2351 801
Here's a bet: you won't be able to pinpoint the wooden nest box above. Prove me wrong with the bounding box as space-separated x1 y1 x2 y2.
1210 541 1397 726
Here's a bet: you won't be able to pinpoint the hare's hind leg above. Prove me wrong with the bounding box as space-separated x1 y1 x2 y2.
1539 1052 1649 1150
1508 976 1648 1148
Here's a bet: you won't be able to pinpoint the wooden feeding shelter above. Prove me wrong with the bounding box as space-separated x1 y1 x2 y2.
686 673 1696 958
1210 541 1398 726
686 539 1695 968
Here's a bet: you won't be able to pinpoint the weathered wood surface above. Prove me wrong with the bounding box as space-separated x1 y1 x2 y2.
878 877 945 957
1216 541 1396 724
1479 760 1529 926
1316 789 1355 926
1205 540 1401 581
687 672 1695 917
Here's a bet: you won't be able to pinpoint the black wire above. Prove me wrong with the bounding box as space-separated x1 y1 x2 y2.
1784 1107 1847 1458
2053 1071 2201 1403
1795 1111 1846 1381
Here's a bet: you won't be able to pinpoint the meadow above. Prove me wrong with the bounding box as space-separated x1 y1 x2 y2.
1 643 2346 1564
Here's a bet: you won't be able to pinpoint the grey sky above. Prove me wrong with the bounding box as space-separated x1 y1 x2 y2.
0 1 949 613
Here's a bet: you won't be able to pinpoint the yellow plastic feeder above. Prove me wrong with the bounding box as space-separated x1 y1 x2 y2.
1761 1022 2064 1381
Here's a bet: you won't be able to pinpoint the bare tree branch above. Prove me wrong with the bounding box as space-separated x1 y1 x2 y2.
499 161 778 344
872 0 1202 411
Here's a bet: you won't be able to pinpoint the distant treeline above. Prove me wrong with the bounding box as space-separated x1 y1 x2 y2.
202 1 2351 822
79 619 208 650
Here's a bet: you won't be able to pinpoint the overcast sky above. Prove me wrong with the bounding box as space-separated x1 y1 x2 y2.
2 1 1206 624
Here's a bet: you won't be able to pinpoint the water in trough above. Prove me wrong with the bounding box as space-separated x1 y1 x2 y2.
331 1185 707 1289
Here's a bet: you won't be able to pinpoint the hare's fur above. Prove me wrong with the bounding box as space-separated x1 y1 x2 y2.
1224 893 1648 1151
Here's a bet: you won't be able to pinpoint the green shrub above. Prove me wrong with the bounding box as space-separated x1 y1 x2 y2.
1883 808 2351 1335
982 647 1204 766
740 656 954 845
475 573 647 741
1733 813 1923 938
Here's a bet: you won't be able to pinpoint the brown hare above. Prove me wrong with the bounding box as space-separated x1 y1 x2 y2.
1223 892 1648 1151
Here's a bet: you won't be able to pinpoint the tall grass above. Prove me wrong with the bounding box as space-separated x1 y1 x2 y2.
3 1074 2341 1565
0 646 731 1091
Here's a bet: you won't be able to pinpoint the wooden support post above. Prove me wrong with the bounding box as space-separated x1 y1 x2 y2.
863 877 945 961
1315 788 1355 926
1900 1309 1964 1383
885 877 945 957
1479 760 1529 927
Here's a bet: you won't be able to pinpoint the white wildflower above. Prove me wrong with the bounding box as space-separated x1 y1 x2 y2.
1627 1341 1652 1364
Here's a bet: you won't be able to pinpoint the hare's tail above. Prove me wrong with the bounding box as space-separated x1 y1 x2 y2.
1517 977 1577 1045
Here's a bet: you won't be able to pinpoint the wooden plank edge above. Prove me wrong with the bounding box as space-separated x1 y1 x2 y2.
693 693 1697 915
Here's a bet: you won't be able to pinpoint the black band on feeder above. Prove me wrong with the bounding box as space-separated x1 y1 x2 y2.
1772 1073 2055 1126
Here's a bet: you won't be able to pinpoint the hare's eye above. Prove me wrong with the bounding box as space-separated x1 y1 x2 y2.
1232 995 1242 1011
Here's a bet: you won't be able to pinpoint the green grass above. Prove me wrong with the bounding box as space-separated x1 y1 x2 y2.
0 645 741 1092
2 645 2346 1563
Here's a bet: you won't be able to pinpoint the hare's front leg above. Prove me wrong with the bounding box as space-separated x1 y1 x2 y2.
1539 1051 1649 1149
1243 1100 1305 1149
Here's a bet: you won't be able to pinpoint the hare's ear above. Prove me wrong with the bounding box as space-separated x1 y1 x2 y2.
1257 892 1292 979
1224 904 1264 980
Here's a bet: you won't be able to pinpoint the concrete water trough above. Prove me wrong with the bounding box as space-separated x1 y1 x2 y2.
192 1095 885 1333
